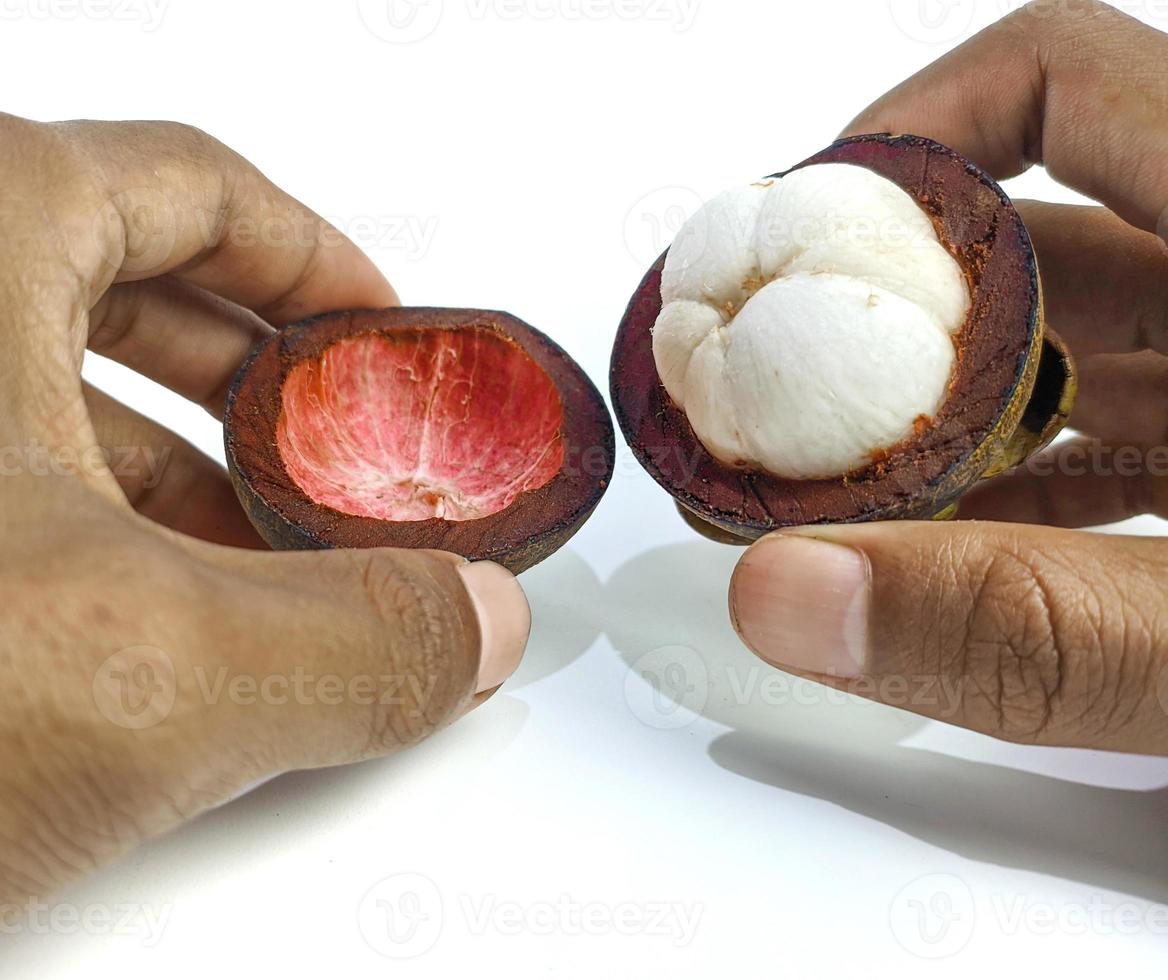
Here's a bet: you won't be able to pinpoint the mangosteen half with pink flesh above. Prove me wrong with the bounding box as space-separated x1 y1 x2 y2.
226 307 614 574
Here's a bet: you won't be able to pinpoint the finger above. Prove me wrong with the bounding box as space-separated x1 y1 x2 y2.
0 114 395 458
1072 351 1168 445
956 436 1168 528
1017 201 1168 357
843 0 1168 236
199 548 531 771
58 118 400 322
89 276 273 418
84 384 266 548
729 522 1168 753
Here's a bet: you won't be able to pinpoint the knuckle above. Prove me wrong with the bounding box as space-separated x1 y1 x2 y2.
955 538 1157 745
348 552 476 753
960 548 1065 740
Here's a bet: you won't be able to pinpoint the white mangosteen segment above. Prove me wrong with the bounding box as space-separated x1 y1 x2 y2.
780 240 970 336
720 275 956 479
651 299 725 407
660 183 767 313
754 163 937 268
652 163 971 480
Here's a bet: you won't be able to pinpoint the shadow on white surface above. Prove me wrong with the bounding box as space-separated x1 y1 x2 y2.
509 548 604 689
709 730 1168 904
605 539 1168 905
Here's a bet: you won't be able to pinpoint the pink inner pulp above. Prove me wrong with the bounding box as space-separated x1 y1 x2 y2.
277 329 565 522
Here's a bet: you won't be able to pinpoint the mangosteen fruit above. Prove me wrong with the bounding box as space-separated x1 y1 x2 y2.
225 307 614 574
610 134 1076 544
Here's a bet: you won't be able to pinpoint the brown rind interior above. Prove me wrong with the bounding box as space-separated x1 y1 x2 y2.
982 325 1078 479
611 134 1066 539
225 308 615 574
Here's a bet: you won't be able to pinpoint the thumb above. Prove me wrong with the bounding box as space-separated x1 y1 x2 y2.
200 547 530 773
728 522 1168 754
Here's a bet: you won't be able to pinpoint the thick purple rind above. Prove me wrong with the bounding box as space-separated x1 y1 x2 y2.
225 308 615 575
609 134 1044 538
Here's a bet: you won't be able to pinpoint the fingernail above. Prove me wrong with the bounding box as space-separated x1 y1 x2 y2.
730 534 870 678
458 561 531 694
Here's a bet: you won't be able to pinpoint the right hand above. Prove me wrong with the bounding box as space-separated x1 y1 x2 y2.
729 0 1168 755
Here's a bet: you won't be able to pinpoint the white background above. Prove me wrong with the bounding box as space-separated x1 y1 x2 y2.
3 0 1168 975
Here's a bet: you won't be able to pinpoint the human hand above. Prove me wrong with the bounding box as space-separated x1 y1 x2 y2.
728 0 1168 754
0 115 530 905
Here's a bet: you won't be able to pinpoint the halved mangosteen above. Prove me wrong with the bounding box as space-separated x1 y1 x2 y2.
225 307 614 574
610 134 1077 543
